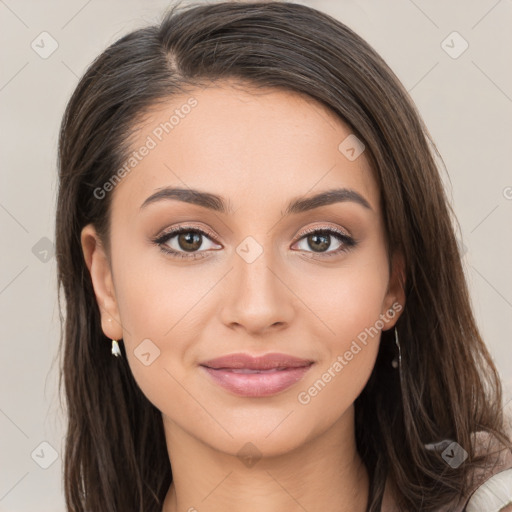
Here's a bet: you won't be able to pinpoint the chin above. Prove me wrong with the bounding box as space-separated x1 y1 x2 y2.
196 414 319 461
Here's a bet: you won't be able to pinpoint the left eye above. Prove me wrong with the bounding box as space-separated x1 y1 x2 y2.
292 228 356 256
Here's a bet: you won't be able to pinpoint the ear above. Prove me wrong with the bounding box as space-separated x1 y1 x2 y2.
381 250 406 331
81 224 123 340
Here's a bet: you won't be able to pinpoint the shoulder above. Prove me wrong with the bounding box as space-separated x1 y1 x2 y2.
463 430 512 512
381 430 512 512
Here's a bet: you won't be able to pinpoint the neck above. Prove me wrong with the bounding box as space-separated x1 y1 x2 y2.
161 406 369 512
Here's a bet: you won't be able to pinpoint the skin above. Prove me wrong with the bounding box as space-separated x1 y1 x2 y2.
81 81 405 512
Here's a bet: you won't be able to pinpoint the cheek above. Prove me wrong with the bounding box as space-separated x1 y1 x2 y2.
294 249 389 412
112 262 201 422
302 246 390 346
111 226 198 344
110 239 231 418
109 238 187 387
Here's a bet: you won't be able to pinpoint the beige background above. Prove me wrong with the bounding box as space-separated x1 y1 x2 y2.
0 0 511 510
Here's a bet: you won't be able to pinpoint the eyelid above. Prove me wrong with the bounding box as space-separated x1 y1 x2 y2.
154 223 352 245
293 223 351 241
154 223 220 243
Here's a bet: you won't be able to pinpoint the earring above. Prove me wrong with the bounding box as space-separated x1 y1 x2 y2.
391 327 401 369
111 339 122 358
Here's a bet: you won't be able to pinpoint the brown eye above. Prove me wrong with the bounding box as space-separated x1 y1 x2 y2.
176 231 203 252
293 228 357 257
153 226 222 259
306 232 331 252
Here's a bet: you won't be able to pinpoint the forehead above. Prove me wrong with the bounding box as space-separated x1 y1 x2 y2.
110 82 379 218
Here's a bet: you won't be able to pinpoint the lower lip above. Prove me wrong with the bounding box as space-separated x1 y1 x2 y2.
201 365 313 397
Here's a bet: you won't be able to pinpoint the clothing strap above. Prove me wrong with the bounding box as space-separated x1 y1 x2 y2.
464 468 512 512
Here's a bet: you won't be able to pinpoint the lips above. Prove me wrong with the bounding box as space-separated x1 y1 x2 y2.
200 353 314 397
201 352 314 370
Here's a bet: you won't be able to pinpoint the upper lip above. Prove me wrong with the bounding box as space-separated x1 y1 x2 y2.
200 353 314 370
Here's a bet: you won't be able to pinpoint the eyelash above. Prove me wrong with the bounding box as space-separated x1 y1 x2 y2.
152 224 357 260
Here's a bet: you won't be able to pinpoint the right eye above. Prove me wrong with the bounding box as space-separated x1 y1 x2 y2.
153 226 222 259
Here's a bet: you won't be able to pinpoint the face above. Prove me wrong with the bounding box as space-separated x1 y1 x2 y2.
82 81 404 458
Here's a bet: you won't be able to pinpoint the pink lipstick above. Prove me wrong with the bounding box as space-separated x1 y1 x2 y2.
200 353 314 397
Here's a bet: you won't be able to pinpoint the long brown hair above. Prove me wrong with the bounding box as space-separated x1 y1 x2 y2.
55 2 511 510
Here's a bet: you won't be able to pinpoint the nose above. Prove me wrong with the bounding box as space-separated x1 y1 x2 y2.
218 240 295 335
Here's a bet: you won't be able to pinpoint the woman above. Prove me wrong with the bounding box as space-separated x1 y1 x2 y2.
55 1 512 511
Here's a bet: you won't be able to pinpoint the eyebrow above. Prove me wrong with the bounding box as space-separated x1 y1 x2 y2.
139 186 372 215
